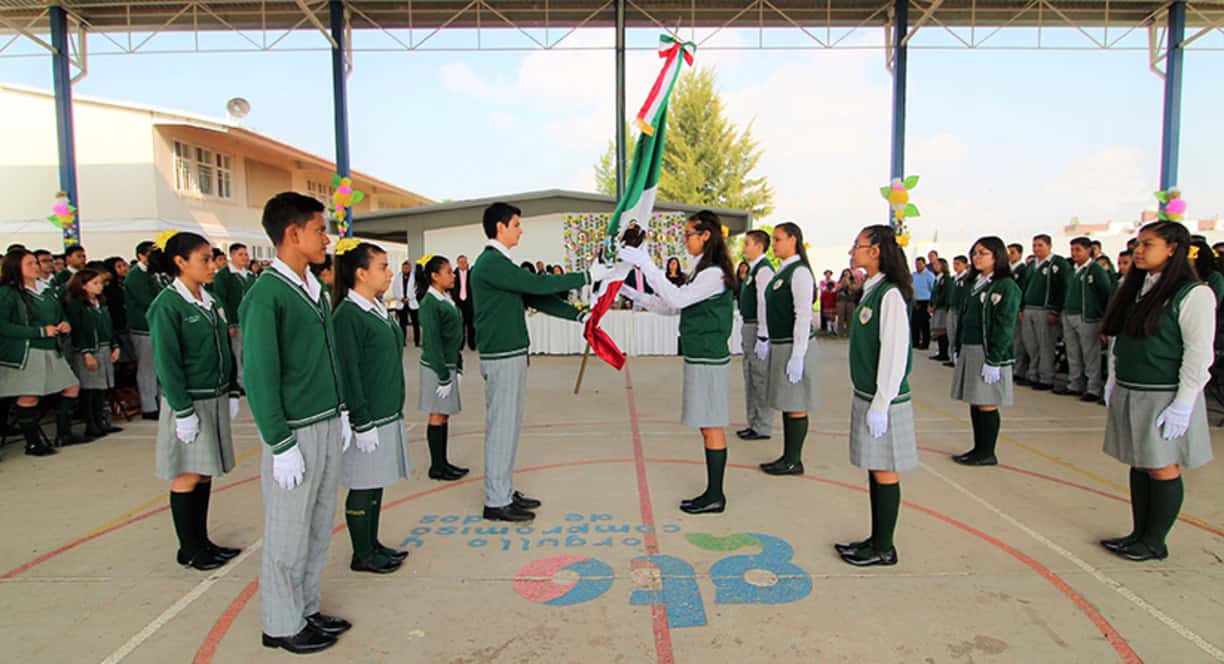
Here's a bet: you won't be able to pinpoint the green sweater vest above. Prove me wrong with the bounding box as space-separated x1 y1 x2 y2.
471 246 590 360
333 298 406 433
849 281 911 403
0 285 60 369
1022 255 1071 312
239 269 345 454
419 292 465 384
765 261 815 343
212 267 257 329
1207 271 1224 306
147 287 238 418
1114 281 1200 391
1063 261 1115 322
679 272 733 365
124 264 160 334
737 259 771 323
66 299 118 354
955 277 1022 366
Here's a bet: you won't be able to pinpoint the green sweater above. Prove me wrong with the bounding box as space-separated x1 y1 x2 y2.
679 274 733 365
765 261 815 343
849 280 911 403
1064 261 1115 322
212 266 257 329
419 291 465 385
737 259 771 323
1022 255 1072 312
65 299 118 354
955 277 1022 366
471 245 592 360
333 297 405 433
929 274 948 310
124 263 160 334
1207 271 1224 306
1113 281 1200 390
147 286 238 418
239 268 345 454
0 284 61 369
947 274 970 312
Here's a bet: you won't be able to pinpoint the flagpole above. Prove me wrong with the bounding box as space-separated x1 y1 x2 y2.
574 343 593 394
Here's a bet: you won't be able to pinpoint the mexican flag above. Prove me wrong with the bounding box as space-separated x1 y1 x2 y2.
584 34 695 370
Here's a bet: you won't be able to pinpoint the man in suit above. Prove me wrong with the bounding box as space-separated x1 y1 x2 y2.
391 260 420 346
621 264 654 310
450 254 477 350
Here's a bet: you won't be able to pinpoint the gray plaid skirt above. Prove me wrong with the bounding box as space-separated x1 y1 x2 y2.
0 347 78 398
767 340 820 413
951 344 1014 407
931 309 948 329
418 365 462 415
849 395 919 472
681 361 730 429
69 343 115 390
1104 388 1213 469
154 396 235 480
343 417 412 490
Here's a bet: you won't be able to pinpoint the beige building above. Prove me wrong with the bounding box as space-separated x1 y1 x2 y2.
0 82 430 261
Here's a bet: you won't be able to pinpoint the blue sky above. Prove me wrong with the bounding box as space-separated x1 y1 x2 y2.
2 26 1221 255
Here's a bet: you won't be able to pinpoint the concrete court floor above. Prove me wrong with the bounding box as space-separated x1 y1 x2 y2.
0 339 1221 664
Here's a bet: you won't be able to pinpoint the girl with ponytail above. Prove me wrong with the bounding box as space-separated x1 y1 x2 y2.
331 239 410 574
414 254 469 482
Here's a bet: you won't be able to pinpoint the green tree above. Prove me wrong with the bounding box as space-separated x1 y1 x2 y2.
594 67 774 219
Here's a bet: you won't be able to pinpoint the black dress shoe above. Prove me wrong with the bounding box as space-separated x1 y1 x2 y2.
512 491 541 510
942 361 956 368
680 498 725 514
104 425 124 433
177 549 227 571
1014 376 1031 386
839 545 898 566
141 411 160 420
1052 387 1072 395
483 504 535 522
377 543 409 562
762 461 804 476
25 443 57 456
305 612 352 636
1099 535 1137 552
952 454 997 467
206 541 241 559
1112 540 1168 562
445 463 470 477
735 427 754 438
1081 393 1101 403
738 430 771 441
262 626 336 654
759 456 786 471
56 432 94 446
951 451 976 463
1031 383 1053 391
834 539 872 555
350 553 402 574
428 466 467 481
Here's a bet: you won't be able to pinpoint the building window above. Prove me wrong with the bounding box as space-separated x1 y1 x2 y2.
305 178 335 206
173 140 233 200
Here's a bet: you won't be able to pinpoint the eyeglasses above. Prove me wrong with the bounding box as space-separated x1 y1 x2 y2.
850 244 873 251
683 231 703 238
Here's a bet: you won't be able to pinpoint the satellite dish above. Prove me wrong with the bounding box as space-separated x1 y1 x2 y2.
225 97 251 120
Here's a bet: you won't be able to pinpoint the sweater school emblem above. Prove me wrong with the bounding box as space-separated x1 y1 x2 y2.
858 306 873 325
990 292 1002 305
772 280 783 291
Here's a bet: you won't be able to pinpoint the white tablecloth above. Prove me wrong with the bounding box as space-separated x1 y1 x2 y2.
527 311 743 356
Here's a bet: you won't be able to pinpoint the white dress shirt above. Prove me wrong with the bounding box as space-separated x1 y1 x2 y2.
630 262 727 316
1139 273 1214 405
346 289 388 319
860 273 910 411
748 254 774 339
172 277 216 310
270 257 322 303
777 255 815 361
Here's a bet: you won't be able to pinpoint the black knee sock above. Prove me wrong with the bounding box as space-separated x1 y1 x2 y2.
55 395 78 439
704 448 727 501
346 489 376 558
16 405 46 449
782 416 808 464
1141 476 1183 551
83 391 104 435
865 474 879 542
968 408 983 454
1126 468 1150 540
192 481 213 548
871 481 901 552
427 424 447 472
974 409 1000 457
937 335 949 358
170 491 200 559
369 488 386 552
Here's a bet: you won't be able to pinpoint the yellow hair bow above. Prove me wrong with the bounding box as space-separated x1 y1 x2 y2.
334 237 361 256
154 229 178 251
416 254 434 267
1188 245 1200 261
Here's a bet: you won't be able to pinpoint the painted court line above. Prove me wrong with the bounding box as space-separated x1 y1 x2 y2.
921 461 1224 662
99 539 264 664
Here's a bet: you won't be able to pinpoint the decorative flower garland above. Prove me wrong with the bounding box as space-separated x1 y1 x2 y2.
880 175 920 247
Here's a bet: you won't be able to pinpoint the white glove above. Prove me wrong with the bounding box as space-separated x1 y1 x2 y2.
339 411 352 452
866 405 889 439
355 428 379 453
980 364 1001 385
617 244 652 268
754 338 769 361
435 382 454 400
952 352 959 365
456 372 462 388
272 446 305 491
1155 400 1193 440
175 413 200 445
786 356 804 384
619 285 643 302
1104 377 1116 407
229 398 240 421
587 261 615 284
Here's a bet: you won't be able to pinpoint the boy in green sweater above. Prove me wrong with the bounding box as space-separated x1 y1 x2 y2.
471 202 611 522
241 192 350 655
1018 234 1071 390
1058 236 1115 401
211 242 257 389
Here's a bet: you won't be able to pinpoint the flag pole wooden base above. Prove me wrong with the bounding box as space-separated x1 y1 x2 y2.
573 342 593 394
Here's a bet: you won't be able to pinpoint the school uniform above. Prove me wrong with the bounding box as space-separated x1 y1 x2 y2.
1062 260 1115 398
470 240 593 514
761 256 819 475
930 272 949 330
945 271 969 360
849 274 917 472
1101 275 1214 561
737 255 775 438
212 263 257 389
125 261 163 413
418 287 464 417
239 259 347 639
1011 261 1031 380
66 299 118 390
952 275 1022 406
0 282 78 398
1206 271 1224 306
1019 254 1071 386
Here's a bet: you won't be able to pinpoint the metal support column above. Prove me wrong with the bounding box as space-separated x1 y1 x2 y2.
614 0 627 199
50 5 80 247
330 0 353 236
1159 1 1186 191
889 0 908 185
